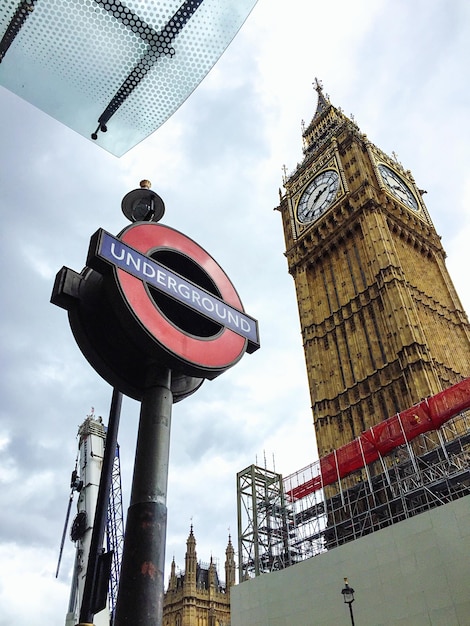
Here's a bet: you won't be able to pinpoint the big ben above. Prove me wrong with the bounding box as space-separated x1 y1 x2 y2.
277 80 470 461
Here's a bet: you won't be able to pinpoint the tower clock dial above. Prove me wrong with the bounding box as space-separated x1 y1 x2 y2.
297 170 340 223
378 164 418 211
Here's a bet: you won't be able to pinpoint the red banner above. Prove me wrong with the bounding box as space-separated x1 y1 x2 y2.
285 378 470 501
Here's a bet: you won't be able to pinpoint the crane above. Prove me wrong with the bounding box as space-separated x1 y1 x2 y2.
56 411 124 625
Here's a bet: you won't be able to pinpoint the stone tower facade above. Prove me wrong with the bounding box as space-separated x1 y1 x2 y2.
163 527 235 626
276 80 470 459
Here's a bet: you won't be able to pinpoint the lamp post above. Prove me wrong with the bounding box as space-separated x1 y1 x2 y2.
341 577 355 626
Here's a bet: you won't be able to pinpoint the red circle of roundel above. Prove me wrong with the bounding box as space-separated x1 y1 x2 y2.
117 222 247 371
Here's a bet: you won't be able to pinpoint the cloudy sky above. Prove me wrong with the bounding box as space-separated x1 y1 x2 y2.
1 0 470 623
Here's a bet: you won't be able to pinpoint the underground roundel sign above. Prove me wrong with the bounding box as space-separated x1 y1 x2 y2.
51 221 259 401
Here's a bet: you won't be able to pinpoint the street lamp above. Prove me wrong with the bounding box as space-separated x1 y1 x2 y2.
341 577 355 626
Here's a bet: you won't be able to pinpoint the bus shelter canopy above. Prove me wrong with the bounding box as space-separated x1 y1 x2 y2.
0 0 257 155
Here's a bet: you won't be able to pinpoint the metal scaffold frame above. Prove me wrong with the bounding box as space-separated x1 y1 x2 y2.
237 410 470 579
237 465 292 581
321 412 470 549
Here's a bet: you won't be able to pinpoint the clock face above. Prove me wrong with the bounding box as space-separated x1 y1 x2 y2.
378 164 418 211
297 170 340 223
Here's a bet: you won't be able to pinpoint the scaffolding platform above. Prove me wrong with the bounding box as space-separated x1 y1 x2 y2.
237 410 470 580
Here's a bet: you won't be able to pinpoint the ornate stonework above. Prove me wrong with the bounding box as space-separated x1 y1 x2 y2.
276 82 470 459
163 528 235 626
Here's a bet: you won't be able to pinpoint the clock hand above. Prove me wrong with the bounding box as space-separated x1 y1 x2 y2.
312 184 328 205
312 188 323 203
308 189 329 218
390 183 407 197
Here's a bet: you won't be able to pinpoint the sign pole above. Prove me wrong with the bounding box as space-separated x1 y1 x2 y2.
51 183 260 624
114 366 173 626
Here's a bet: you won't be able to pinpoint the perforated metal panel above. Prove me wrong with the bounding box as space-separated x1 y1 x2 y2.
0 0 257 155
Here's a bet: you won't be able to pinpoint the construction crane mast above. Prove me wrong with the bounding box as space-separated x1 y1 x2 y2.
107 442 125 620
57 411 124 625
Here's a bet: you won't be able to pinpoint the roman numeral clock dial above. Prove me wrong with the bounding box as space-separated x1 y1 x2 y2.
296 170 340 223
378 163 418 211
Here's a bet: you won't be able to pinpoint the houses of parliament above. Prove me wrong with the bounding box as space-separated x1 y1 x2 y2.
163 528 235 626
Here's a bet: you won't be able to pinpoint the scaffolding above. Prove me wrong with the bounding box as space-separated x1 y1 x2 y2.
237 465 293 581
237 410 470 579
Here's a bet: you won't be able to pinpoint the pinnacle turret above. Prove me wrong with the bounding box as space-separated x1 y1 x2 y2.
312 77 330 118
168 557 177 591
301 79 348 156
225 534 236 590
184 525 197 587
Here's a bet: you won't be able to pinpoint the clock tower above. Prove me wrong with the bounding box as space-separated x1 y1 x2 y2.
277 80 470 460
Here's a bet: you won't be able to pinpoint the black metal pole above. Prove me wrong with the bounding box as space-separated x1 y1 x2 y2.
78 387 123 625
114 367 173 626
349 603 355 626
